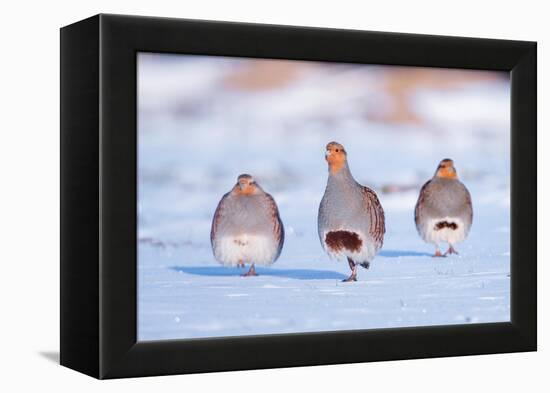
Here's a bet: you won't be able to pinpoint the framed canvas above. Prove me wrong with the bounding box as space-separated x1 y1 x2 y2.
60 14 536 379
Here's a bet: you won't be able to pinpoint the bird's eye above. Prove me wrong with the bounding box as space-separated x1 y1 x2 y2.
335 149 339 152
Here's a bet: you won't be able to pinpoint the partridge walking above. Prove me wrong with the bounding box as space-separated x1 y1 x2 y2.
211 174 284 276
414 159 473 257
318 142 385 282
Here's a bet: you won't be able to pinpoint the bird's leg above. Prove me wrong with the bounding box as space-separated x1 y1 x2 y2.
433 245 445 258
342 258 358 282
241 263 259 277
445 245 459 256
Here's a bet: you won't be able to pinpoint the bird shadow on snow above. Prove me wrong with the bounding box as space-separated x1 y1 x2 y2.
379 249 432 258
170 266 348 280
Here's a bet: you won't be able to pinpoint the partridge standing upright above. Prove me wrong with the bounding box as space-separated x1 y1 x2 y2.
318 142 385 282
414 159 473 257
211 174 284 276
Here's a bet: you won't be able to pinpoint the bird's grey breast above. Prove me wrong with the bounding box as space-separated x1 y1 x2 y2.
220 194 273 235
423 178 472 220
319 177 369 233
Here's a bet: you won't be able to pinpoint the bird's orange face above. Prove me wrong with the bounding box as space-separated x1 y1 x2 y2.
235 174 258 196
325 142 347 175
435 159 458 179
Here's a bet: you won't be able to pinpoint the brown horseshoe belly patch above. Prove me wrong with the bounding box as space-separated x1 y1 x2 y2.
434 221 458 231
325 231 363 253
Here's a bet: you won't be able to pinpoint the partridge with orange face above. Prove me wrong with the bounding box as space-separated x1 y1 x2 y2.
414 159 473 257
318 142 385 282
211 174 284 276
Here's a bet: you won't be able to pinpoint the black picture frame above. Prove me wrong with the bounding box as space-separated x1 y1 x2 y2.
60 14 537 379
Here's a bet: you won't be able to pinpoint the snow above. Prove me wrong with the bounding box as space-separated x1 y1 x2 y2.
137 53 510 341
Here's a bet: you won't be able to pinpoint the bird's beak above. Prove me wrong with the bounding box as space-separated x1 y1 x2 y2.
325 150 331 158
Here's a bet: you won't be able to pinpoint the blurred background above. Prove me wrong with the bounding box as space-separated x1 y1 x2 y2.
138 53 509 248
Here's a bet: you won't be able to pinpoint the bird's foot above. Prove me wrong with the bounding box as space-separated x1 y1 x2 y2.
433 249 446 258
343 258 358 281
342 274 357 282
241 265 259 277
444 246 459 256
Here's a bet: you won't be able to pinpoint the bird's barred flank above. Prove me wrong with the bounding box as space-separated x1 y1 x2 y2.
362 186 385 245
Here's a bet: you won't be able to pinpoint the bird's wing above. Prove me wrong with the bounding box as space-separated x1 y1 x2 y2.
264 193 285 260
414 180 431 229
210 192 231 246
361 186 385 249
462 182 474 226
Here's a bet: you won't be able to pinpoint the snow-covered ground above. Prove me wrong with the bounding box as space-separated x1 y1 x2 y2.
137 53 510 341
